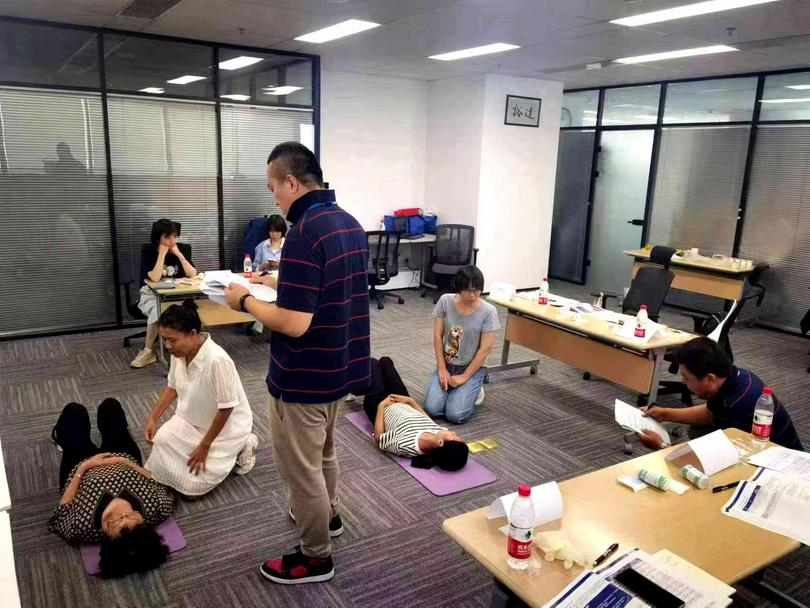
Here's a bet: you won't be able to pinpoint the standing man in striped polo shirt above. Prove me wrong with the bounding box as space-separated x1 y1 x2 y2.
224 142 370 585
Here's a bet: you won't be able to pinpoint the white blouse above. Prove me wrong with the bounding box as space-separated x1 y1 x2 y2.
168 334 252 434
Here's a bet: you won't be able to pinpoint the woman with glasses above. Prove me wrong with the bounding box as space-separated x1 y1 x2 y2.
48 399 175 578
423 265 499 424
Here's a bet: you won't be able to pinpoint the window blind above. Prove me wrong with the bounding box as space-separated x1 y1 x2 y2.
220 104 313 270
737 125 810 332
106 95 219 316
0 87 115 336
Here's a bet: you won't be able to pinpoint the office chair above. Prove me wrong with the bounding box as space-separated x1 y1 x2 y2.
591 246 676 321
737 263 770 327
367 230 405 310
420 224 478 303
122 273 148 348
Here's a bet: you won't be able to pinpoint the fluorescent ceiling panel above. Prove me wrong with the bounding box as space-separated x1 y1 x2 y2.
139 87 164 94
429 43 520 61
263 86 303 95
615 45 737 64
611 0 779 27
219 56 262 70
221 94 250 101
295 19 379 43
166 75 206 85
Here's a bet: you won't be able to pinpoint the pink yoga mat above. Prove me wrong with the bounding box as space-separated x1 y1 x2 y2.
345 410 496 496
80 518 186 575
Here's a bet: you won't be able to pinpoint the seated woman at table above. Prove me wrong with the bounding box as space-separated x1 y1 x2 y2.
144 300 258 497
130 218 197 369
254 214 286 272
423 265 499 424
364 356 468 470
48 399 175 578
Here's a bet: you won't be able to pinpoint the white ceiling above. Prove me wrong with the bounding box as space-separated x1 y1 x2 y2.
3 0 810 88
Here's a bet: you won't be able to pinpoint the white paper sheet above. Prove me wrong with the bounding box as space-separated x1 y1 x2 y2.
748 447 810 480
722 468 810 545
488 482 563 528
614 399 670 446
652 550 734 600
665 430 739 476
490 281 516 302
201 270 277 303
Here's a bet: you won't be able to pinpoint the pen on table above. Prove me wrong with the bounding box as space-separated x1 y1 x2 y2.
592 542 619 568
712 481 740 494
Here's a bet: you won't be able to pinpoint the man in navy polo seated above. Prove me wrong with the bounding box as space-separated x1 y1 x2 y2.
638 337 803 451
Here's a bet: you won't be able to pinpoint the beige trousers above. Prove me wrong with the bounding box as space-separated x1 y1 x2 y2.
268 395 342 558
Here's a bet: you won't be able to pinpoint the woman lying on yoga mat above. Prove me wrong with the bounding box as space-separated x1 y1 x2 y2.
48 399 175 578
363 357 469 471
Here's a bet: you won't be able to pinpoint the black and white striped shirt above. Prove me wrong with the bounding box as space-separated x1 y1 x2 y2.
378 403 444 457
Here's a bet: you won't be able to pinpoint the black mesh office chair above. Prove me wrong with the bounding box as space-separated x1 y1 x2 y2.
420 224 477 303
592 246 676 322
367 230 405 310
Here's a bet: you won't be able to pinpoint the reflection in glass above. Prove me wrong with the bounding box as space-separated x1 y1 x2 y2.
218 48 313 106
664 77 756 123
603 85 661 125
760 72 810 121
560 91 598 127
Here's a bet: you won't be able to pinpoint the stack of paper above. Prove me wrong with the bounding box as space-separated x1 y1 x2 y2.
748 446 810 481
722 468 810 545
201 270 277 307
614 399 670 446
665 430 739 476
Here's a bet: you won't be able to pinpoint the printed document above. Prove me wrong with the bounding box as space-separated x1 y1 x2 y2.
201 270 277 306
748 447 810 481
614 399 670 445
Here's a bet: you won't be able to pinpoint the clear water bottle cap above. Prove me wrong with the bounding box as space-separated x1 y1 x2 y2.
518 484 531 497
763 387 773 395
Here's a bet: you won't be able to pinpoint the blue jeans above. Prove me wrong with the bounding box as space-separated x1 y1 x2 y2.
423 364 485 424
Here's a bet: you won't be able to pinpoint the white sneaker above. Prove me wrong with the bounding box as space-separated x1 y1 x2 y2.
344 393 356 402
475 387 485 406
234 433 259 475
130 348 156 368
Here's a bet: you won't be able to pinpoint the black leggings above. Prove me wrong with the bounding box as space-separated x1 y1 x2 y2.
362 357 410 422
55 398 142 489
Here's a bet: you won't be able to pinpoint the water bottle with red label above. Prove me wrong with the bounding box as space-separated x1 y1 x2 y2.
751 387 774 446
507 484 534 570
538 278 549 306
634 305 648 338
243 254 253 278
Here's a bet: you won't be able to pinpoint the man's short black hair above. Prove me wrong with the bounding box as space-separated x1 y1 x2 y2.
673 337 733 380
411 440 469 472
158 299 201 334
451 265 485 293
99 524 170 578
150 218 181 246
267 214 288 237
267 141 324 188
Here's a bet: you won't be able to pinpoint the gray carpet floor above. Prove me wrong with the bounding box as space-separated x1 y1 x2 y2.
2 281 809 607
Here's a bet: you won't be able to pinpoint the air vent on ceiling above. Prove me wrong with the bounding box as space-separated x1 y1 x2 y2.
119 0 185 20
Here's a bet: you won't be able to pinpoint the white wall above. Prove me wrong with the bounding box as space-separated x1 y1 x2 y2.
320 70 428 230
476 74 563 288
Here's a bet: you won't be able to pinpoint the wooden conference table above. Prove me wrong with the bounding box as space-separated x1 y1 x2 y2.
443 428 799 608
624 248 756 302
486 295 695 404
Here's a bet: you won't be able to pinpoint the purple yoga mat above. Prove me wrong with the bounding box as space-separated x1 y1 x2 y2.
80 518 186 575
345 410 496 496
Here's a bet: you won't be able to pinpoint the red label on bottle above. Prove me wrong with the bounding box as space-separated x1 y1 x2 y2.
538 296 548 305
508 536 532 560
634 326 646 338
752 422 772 439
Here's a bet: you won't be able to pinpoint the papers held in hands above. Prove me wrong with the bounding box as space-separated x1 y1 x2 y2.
665 430 739 476
201 270 277 307
489 482 563 529
614 399 670 446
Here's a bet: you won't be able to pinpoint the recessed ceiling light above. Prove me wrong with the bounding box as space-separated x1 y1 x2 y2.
786 84 810 90
218 56 262 71
167 75 206 85
263 86 303 95
615 45 737 64
220 94 251 101
611 0 779 27
139 87 164 94
429 43 520 61
760 97 810 103
295 19 379 43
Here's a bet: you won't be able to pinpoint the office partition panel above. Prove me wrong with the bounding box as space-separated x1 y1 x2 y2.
0 88 115 336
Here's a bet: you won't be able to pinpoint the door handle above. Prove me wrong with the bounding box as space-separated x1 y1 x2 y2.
627 219 644 226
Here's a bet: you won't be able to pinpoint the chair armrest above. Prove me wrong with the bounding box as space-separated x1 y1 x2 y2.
473 248 479 265
680 310 720 335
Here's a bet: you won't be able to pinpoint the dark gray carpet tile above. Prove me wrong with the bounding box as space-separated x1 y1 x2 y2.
61 330 140 355
0 376 86 416
74 348 144 376
0 357 79 388
0 336 68 366
81 366 169 401
4 440 61 498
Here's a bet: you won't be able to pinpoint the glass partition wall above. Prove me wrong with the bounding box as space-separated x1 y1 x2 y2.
0 16 319 338
553 69 810 333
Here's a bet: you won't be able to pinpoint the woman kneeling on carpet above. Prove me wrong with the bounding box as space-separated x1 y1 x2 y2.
48 399 175 577
144 300 258 497
364 357 469 470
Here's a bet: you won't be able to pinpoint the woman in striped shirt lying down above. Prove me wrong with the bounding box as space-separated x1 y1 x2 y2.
363 357 469 471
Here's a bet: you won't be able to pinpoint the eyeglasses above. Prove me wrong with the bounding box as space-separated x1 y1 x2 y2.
460 289 482 296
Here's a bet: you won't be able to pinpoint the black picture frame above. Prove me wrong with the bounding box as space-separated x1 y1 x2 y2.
504 94 541 127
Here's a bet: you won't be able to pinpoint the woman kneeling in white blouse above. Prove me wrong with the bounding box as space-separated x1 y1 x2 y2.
144 300 258 497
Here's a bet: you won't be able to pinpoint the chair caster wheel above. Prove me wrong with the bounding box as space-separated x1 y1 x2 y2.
583 372 591 380
377 302 384 310
637 395 648 407
624 442 633 455
397 297 404 304
529 366 538 375
484 374 490 384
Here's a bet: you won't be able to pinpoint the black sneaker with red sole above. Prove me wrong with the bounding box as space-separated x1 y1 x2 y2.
260 546 334 584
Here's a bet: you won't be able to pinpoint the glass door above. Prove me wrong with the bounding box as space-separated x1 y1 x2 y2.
586 130 654 295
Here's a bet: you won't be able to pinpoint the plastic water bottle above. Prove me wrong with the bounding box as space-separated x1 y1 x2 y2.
507 484 534 570
538 278 549 305
634 305 648 338
379 217 386 230
243 254 253 278
751 387 775 446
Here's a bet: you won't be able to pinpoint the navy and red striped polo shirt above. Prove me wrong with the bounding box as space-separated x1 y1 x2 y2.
268 189 371 404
